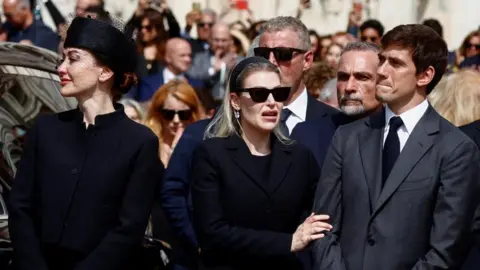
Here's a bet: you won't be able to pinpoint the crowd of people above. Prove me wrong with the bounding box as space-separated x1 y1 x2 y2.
2 0 480 270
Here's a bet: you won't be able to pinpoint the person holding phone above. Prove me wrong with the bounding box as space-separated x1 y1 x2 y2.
191 57 329 270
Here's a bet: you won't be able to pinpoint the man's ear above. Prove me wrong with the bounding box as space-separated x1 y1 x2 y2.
303 50 314 71
98 66 115 83
417 66 435 88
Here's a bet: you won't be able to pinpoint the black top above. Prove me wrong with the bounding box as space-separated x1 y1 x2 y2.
249 154 272 183
8 104 164 270
191 135 320 270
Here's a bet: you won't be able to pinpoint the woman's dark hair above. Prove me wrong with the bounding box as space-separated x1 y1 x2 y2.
360 19 385 37
422 19 443 38
381 24 448 94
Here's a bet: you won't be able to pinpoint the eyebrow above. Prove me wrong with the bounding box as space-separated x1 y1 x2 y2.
337 70 373 78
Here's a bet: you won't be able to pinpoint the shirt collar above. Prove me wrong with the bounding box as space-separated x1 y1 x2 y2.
385 99 429 134
163 67 178 81
75 103 126 129
284 87 308 121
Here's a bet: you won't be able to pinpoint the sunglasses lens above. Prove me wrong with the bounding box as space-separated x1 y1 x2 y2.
253 47 270 60
274 48 294 61
248 88 270 103
161 109 175 120
273 87 291 102
178 110 192 121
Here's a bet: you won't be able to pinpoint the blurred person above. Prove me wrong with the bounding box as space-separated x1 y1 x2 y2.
313 24 480 270
255 16 339 136
318 34 332 60
3 0 59 52
145 80 205 167
119 98 146 124
125 0 180 42
246 20 266 41
0 23 7 42
332 31 355 48
136 8 169 76
359 19 384 46
9 16 163 270
458 31 480 65
422 18 443 37
325 43 343 70
309 30 321 61
318 78 338 109
188 22 240 101
75 0 104 17
184 8 217 55
230 29 250 57
422 18 458 73
459 55 480 71
429 70 480 127
130 38 205 103
292 42 382 167
303 61 336 101
191 56 329 270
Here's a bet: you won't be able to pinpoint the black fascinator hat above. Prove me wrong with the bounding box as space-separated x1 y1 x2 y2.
64 16 138 93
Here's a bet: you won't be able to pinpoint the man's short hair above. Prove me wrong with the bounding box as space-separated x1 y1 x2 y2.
341 41 380 56
360 19 385 37
261 16 311 50
422 18 443 38
381 24 448 94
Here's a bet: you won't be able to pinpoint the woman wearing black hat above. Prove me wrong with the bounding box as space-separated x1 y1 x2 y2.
8 16 163 270
191 57 332 270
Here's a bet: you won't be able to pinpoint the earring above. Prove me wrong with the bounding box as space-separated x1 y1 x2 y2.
234 110 240 119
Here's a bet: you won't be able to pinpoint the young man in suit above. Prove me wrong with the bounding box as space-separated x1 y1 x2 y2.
291 41 383 167
254 16 339 136
312 24 480 270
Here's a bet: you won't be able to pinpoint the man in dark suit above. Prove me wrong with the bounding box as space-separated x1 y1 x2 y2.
255 16 339 136
127 38 204 102
312 24 480 270
291 41 383 167
460 120 480 270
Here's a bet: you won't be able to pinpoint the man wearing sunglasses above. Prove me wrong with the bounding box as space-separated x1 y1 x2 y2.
255 16 339 136
183 8 217 55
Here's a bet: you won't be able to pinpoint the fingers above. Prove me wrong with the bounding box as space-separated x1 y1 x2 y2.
306 214 329 223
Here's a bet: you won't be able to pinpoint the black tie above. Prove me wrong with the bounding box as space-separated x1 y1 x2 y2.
382 116 404 186
279 108 292 136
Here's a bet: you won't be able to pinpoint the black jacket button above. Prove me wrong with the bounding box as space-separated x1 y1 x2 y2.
367 238 375 246
71 168 78 175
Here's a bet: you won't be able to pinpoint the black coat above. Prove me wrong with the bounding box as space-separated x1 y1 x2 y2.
8 105 164 270
191 135 320 270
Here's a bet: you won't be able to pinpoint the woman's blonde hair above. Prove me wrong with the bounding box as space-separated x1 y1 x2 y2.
146 80 206 142
204 61 291 144
118 97 146 122
428 69 480 126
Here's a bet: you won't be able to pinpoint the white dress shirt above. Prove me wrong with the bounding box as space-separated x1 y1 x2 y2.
163 68 177 84
284 87 308 133
383 99 429 151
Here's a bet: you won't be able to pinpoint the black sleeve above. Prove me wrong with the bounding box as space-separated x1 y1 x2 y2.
164 9 181 38
8 120 50 270
191 143 293 257
74 136 164 270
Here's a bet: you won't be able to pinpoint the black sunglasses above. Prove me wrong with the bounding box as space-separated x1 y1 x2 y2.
254 47 307 62
160 109 192 121
465 43 480 50
235 87 291 103
198 22 214 28
141 24 153 31
361 36 378 42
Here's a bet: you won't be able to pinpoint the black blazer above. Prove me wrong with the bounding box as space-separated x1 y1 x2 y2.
191 135 320 270
8 106 163 270
312 106 480 270
306 94 339 121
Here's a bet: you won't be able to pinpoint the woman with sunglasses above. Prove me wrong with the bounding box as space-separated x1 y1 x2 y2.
146 80 206 167
191 57 331 270
9 16 163 270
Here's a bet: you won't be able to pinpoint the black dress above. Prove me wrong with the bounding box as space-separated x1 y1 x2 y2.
191 135 320 270
8 104 164 270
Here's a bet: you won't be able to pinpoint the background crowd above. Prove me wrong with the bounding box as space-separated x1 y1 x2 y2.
2 0 480 270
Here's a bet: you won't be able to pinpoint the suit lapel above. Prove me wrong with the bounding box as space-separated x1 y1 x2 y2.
225 135 270 195
268 137 293 194
359 110 385 210
372 107 440 216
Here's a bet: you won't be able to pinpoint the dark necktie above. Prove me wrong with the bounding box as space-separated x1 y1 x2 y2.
382 116 404 186
279 108 292 136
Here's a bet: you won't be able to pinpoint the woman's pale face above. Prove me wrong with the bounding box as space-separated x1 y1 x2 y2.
326 44 342 69
125 106 141 123
231 71 283 134
57 48 104 98
161 93 192 138
466 35 480 58
310 35 319 54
